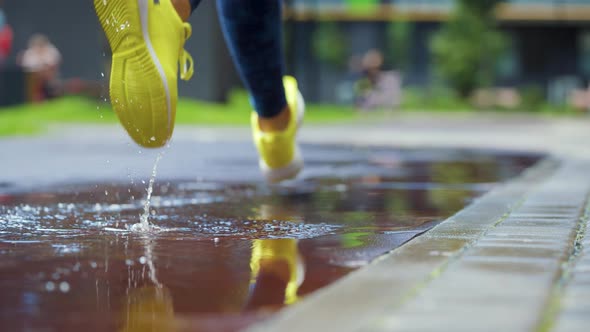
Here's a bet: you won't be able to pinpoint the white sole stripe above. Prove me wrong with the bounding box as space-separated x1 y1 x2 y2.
138 0 172 132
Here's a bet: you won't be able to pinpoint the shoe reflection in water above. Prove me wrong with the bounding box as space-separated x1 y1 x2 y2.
248 238 304 307
120 203 306 330
248 203 306 307
121 286 176 332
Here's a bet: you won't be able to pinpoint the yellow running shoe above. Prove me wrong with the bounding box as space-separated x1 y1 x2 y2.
94 0 194 148
251 76 305 183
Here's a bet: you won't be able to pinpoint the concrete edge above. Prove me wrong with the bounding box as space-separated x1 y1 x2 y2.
550 184 590 332
245 157 560 332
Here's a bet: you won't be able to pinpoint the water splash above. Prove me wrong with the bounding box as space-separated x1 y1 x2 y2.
130 152 163 232
143 237 161 287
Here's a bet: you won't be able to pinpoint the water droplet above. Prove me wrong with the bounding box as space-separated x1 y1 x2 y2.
125 259 134 266
59 282 70 293
150 136 156 141
90 262 98 269
139 256 147 264
45 281 56 292
101 72 105 77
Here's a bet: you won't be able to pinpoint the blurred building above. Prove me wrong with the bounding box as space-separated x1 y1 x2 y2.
1 0 238 102
286 0 590 103
2 0 589 105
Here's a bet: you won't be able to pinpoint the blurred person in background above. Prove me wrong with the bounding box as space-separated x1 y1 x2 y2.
0 8 13 66
18 34 62 101
355 49 384 103
355 49 401 111
95 0 304 183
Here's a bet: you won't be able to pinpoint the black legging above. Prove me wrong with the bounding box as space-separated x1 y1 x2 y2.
190 0 286 118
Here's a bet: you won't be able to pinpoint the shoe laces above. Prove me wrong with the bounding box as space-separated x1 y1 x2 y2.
179 23 194 81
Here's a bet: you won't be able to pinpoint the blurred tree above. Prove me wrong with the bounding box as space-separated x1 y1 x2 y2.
312 21 347 68
387 19 414 73
431 0 507 97
519 85 545 112
345 0 379 13
460 0 500 15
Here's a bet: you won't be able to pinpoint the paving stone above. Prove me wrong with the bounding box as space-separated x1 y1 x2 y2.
247 160 566 332
248 157 590 332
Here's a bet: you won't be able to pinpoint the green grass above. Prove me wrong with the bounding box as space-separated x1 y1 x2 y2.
176 90 359 125
0 92 359 137
0 97 116 136
1 88 583 137
400 87 580 114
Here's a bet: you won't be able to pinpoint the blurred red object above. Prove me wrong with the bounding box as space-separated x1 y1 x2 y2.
570 87 590 112
0 24 13 60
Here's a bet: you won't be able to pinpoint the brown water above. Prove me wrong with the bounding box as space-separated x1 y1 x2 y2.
0 147 539 332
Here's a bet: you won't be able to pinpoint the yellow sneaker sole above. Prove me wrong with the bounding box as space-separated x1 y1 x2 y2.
94 0 173 148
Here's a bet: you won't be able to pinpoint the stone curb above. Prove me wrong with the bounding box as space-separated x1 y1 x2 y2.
366 160 590 332
246 157 581 332
553 183 590 332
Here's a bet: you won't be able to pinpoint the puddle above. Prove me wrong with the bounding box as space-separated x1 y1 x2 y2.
0 146 540 331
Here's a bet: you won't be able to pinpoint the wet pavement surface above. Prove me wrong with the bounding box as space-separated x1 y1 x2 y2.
0 142 540 332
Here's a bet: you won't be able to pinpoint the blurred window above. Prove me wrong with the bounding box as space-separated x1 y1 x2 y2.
497 37 521 80
579 30 590 78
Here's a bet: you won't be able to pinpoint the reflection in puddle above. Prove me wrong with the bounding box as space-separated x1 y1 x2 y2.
123 234 171 332
119 232 306 332
123 286 175 332
0 147 540 331
249 239 303 306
